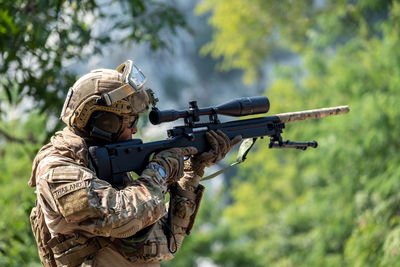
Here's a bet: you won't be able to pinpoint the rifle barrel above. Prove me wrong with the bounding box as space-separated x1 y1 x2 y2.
276 105 350 123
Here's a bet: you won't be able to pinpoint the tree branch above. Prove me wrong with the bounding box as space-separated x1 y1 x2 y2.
0 128 37 144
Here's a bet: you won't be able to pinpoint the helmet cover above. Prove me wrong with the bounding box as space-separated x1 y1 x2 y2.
60 61 151 140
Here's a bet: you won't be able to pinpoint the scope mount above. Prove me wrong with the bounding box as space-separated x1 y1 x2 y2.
183 101 220 126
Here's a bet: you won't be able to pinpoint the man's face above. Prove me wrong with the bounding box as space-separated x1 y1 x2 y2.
117 115 139 141
117 126 137 141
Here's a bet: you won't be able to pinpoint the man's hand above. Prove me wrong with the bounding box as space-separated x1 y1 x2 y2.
185 130 242 178
151 147 198 187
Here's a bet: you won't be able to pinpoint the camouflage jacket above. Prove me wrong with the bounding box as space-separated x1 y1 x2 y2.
29 128 204 266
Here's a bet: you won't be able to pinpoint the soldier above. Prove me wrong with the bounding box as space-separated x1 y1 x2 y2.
28 60 241 267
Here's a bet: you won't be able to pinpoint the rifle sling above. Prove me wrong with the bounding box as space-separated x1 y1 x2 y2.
201 138 257 181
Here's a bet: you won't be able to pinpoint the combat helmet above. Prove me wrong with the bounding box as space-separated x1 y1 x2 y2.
60 60 157 141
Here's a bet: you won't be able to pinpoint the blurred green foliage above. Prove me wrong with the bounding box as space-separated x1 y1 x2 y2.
196 0 392 84
165 0 400 266
0 112 47 266
0 0 187 118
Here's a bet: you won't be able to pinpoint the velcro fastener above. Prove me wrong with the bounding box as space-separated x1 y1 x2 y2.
48 166 82 183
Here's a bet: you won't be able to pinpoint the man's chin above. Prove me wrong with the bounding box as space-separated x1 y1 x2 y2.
117 135 132 142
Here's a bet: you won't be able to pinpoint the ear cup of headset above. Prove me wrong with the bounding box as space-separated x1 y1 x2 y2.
87 112 122 141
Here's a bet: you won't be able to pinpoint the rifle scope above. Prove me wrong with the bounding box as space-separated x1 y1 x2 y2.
149 96 270 125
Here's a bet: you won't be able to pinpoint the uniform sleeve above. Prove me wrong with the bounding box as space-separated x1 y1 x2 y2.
37 164 167 239
168 171 205 251
132 170 205 262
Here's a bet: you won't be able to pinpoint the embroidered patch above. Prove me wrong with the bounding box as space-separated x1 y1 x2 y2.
53 181 88 199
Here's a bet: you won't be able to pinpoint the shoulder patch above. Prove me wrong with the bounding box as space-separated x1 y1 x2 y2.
48 166 82 183
52 180 89 199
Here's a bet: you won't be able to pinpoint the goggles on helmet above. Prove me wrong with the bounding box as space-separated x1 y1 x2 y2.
98 60 147 106
124 60 146 90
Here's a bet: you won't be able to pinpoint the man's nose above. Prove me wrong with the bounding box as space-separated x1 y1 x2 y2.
130 127 137 134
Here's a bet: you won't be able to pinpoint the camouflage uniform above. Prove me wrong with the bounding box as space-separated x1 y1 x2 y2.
29 61 205 267
29 126 204 266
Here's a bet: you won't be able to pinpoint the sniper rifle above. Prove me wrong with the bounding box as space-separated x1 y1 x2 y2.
89 96 349 185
